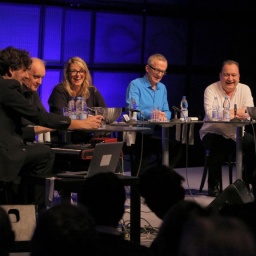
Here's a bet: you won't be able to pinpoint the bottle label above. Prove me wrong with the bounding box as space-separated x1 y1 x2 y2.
181 110 188 121
223 109 230 121
212 110 218 120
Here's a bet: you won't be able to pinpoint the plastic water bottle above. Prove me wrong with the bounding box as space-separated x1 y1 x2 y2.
180 96 188 121
223 96 230 121
212 96 219 121
68 96 75 110
80 98 87 120
68 97 76 119
75 97 82 119
76 96 86 119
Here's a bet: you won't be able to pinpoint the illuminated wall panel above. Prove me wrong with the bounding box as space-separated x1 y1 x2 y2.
40 70 62 111
63 9 92 61
93 71 141 107
43 6 63 61
0 3 40 56
94 13 143 63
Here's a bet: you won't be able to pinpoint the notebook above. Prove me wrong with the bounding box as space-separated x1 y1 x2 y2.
56 141 123 179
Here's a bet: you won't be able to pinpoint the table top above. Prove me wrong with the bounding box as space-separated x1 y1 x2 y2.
67 124 151 132
110 119 256 128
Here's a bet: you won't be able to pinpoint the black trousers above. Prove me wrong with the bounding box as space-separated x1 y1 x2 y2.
18 143 55 207
202 132 256 187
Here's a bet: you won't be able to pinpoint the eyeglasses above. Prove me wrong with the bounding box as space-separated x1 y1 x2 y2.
68 70 86 75
148 65 167 75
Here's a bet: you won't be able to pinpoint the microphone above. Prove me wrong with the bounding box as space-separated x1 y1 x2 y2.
170 106 182 122
172 106 181 113
230 103 241 122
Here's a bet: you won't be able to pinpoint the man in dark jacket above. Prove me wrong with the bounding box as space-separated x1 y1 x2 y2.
21 57 53 142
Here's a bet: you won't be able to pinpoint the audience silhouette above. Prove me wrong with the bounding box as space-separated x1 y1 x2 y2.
0 206 15 256
179 215 256 256
30 204 100 256
138 165 185 219
219 176 256 240
77 172 152 256
150 200 212 256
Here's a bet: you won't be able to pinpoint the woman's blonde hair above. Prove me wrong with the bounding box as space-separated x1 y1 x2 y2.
62 57 93 99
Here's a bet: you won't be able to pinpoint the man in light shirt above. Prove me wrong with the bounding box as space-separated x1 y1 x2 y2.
200 60 256 197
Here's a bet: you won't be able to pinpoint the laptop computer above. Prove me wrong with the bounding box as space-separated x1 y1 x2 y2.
56 141 123 179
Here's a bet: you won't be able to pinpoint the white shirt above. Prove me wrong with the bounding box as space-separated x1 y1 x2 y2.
199 81 254 141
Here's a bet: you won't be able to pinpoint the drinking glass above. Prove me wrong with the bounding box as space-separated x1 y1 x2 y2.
150 108 160 122
94 107 106 128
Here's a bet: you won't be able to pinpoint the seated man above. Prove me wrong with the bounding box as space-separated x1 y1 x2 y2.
126 53 182 174
199 60 256 197
21 57 54 142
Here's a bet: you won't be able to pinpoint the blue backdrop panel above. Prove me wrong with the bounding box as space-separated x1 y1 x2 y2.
0 3 40 56
94 13 143 64
63 9 92 62
43 6 63 62
39 70 61 112
145 16 187 66
92 71 141 107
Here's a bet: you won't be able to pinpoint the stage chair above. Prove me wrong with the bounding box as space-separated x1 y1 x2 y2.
199 149 235 192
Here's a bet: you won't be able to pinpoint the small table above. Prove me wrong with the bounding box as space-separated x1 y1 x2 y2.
159 120 256 180
28 174 141 245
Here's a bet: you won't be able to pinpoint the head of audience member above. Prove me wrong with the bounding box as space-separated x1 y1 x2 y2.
78 172 126 228
23 57 45 92
62 56 93 98
30 204 99 256
0 46 31 83
179 215 256 256
145 53 168 87
219 60 240 94
0 206 15 256
151 200 213 256
138 165 185 219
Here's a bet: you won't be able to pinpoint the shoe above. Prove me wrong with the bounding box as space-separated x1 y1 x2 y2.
208 185 220 197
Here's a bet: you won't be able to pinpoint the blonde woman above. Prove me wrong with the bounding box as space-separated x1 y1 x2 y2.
48 57 106 146
48 56 106 115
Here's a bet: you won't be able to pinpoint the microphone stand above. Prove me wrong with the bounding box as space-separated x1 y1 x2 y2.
126 109 139 124
170 110 182 123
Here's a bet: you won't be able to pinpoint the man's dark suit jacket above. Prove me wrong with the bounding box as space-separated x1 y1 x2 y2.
0 76 70 182
21 84 48 141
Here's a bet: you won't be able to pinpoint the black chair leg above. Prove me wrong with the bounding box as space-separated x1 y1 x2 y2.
199 151 209 192
228 154 233 185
